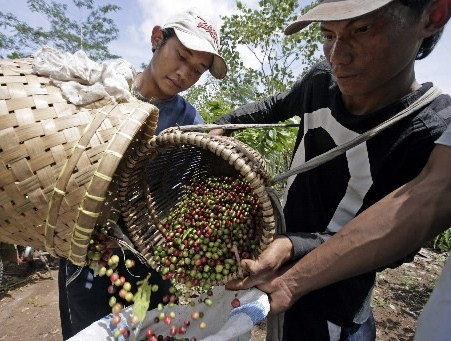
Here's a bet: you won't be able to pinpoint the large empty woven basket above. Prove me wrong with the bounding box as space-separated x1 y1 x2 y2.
0 57 159 265
117 129 279 285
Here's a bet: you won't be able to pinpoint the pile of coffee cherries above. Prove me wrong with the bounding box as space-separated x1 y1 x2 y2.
85 175 259 339
150 175 263 290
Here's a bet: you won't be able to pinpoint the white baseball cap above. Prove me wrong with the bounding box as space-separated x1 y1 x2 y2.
285 0 395 35
163 9 228 79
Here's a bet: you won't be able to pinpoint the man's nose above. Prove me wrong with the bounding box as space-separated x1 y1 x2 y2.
328 39 352 65
177 64 195 82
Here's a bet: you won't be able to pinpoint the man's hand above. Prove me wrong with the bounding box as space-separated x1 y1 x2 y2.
257 273 298 314
226 236 293 290
208 128 225 136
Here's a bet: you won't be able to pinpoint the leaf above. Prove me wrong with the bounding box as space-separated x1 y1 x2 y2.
132 274 152 322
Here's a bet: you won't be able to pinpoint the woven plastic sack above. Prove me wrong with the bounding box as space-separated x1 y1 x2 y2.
68 286 269 341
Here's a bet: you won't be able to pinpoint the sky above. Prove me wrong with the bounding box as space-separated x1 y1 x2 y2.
1 0 451 94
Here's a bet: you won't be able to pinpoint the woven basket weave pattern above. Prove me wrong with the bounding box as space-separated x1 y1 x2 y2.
118 130 277 285
0 57 158 265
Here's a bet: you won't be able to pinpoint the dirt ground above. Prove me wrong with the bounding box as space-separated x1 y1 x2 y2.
0 248 447 341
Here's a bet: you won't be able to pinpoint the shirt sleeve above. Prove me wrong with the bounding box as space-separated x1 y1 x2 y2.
213 81 304 125
285 231 334 260
435 122 451 147
182 99 204 125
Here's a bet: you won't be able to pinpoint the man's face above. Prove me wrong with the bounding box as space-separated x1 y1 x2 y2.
320 5 422 98
150 35 213 99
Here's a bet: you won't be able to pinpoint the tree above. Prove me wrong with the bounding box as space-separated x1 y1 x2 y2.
186 0 323 183
0 0 120 61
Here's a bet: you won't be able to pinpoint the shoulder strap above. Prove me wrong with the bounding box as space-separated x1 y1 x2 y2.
271 86 443 184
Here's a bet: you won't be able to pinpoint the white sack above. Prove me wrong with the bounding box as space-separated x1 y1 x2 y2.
69 286 269 341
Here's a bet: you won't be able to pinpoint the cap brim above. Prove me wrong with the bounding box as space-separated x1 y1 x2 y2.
173 29 227 79
284 0 394 35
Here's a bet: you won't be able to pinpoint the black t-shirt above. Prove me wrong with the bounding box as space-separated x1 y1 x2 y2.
216 60 451 237
215 61 451 325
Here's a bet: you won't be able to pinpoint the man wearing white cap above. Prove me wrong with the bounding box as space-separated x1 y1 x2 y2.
217 0 451 339
58 9 227 340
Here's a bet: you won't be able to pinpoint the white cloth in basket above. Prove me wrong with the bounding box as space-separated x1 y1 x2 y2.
32 47 135 105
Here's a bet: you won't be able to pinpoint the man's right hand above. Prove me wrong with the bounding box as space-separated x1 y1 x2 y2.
208 128 225 136
225 235 293 290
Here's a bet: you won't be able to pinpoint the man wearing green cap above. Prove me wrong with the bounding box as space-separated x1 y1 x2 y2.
217 0 451 339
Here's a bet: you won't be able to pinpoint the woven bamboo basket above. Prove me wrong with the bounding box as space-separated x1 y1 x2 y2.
0 57 159 265
117 129 279 285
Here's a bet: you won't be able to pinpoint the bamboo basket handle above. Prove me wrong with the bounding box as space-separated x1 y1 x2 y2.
69 102 158 265
45 106 116 256
176 123 301 131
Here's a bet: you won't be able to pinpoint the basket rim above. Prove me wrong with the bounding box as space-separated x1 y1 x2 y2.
45 102 159 264
117 130 278 285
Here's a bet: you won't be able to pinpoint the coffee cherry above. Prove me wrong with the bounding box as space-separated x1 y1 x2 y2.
123 282 132 292
107 285 116 295
112 303 123 314
163 316 172 325
130 314 139 326
110 254 120 264
111 314 121 326
120 327 129 337
125 292 134 302
125 258 135 268
110 272 119 283
151 175 262 290
108 296 117 307
98 266 107 276
231 298 241 308
113 328 122 338
146 328 155 337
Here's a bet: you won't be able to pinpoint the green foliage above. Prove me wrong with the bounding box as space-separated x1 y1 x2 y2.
186 0 322 180
433 228 451 252
218 0 321 104
233 116 300 190
0 0 120 61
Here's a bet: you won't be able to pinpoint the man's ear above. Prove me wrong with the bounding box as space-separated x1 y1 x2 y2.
424 0 451 32
151 25 164 50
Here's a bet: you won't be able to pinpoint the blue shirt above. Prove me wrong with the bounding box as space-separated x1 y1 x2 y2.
154 94 203 134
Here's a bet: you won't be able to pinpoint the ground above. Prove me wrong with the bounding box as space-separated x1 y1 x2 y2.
0 248 447 341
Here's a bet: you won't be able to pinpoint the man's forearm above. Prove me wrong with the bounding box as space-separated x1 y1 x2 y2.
282 144 451 300
213 90 299 125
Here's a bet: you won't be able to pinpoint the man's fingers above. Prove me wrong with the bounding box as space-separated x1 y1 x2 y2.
226 275 260 290
226 260 262 290
208 128 225 136
225 274 259 290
